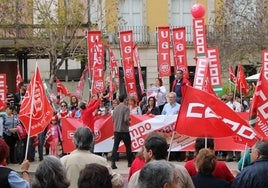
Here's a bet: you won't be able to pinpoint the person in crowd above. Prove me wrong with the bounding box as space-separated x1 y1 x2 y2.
141 96 160 116
44 115 62 156
72 101 86 118
81 93 102 131
192 148 231 188
221 94 228 103
6 85 15 107
138 160 180 188
184 138 235 184
2 105 20 164
60 127 123 188
161 92 180 115
237 148 251 171
172 69 190 104
111 94 133 169
110 98 120 114
14 82 27 113
226 92 242 112
0 138 30 188
32 155 70 188
78 163 113 188
128 133 194 188
97 99 109 116
232 140 268 188
69 95 79 112
153 77 167 113
128 148 146 181
128 96 142 115
57 101 71 120
225 92 242 162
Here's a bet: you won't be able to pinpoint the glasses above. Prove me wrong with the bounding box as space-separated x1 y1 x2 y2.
221 98 227 101
61 105 67 107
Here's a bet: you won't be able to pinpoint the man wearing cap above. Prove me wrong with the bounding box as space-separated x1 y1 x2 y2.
232 140 268 188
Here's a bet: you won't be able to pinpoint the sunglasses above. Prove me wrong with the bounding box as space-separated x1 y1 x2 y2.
221 98 227 101
61 105 67 107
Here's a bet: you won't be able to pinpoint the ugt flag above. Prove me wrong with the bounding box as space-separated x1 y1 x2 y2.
19 67 54 136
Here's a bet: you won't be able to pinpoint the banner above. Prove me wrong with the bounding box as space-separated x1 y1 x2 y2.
0 74 6 111
19 67 54 136
91 41 105 95
176 85 259 146
193 57 210 90
119 30 138 99
62 114 250 153
207 47 222 94
193 18 207 57
133 44 145 95
171 27 189 79
157 26 171 77
87 30 102 77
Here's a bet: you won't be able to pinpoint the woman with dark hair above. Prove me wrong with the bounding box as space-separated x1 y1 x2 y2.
32 155 70 188
141 96 160 116
78 163 112 188
192 148 230 188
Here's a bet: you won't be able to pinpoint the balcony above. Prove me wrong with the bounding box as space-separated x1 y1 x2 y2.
0 24 267 52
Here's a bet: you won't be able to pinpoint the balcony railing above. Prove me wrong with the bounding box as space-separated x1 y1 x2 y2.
0 24 267 49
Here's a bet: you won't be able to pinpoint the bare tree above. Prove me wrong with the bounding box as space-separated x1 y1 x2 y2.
207 0 268 74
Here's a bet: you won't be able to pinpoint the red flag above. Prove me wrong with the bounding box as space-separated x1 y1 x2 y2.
229 65 237 85
237 64 249 95
157 26 171 77
171 27 189 79
16 65 23 92
176 85 259 146
75 67 88 99
91 41 105 95
119 30 138 99
0 99 6 111
19 67 54 136
55 77 71 97
133 44 145 95
0 74 7 110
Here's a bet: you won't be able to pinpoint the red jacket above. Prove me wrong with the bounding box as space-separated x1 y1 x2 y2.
184 159 235 183
172 78 191 92
82 98 101 130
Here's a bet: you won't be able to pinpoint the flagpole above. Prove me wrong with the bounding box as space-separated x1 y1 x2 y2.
24 62 38 160
167 129 175 161
241 143 248 171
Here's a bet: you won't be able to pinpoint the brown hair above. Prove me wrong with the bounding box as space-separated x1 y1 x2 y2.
195 148 217 175
156 77 163 86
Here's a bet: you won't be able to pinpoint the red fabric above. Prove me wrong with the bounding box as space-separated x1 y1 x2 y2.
184 159 235 183
55 77 71 97
0 99 6 111
128 157 146 181
175 85 259 146
19 67 54 136
172 77 191 92
82 98 101 130
237 64 249 95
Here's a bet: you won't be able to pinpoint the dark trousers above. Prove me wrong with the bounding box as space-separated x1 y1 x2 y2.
3 134 17 163
111 132 132 164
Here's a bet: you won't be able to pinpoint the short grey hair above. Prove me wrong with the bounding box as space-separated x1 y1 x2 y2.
255 140 268 157
169 92 177 98
138 160 175 188
73 127 94 150
32 155 70 188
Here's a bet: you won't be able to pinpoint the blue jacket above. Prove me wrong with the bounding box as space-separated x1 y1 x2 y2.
232 157 268 188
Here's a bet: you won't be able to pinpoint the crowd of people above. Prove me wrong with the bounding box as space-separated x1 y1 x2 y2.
0 69 266 188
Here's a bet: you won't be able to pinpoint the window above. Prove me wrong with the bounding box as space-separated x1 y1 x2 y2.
118 0 143 26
